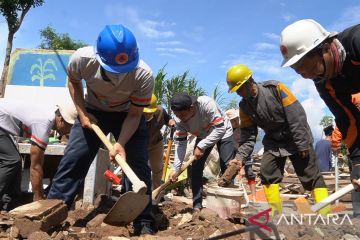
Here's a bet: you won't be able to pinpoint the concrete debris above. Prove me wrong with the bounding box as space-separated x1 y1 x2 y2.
9 199 67 238
342 234 360 240
177 213 193 226
28 231 51 240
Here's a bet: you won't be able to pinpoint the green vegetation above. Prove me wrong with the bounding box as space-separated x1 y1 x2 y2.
153 67 206 113
39 25 87 50
0 0 45 97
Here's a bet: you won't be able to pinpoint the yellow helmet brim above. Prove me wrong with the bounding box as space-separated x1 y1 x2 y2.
143 107 157 113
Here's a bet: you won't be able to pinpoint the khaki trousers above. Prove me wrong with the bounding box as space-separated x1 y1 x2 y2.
148 140 164 190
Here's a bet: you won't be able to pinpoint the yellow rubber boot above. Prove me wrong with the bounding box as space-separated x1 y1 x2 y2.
313 188 331 215
263 184 282 216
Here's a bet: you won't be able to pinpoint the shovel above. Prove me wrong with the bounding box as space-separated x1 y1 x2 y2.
295 182 357 214
91 124 149 226
152 155 196 202
161 126 175 182
311 183 356 212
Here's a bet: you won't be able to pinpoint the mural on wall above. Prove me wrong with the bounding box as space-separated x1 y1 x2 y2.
30 58 58 86
7 48 74 87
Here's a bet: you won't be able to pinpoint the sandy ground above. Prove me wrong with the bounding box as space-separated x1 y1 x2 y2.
1 187 360 239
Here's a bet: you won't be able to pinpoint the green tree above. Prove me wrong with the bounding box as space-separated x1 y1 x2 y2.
224 97 239 111
0 0 45 97
39 25 87 50
153 65 167 105
320 115 334 128
211 82 227 109
185 75 206 96
164 70 205 113
153 67 205 113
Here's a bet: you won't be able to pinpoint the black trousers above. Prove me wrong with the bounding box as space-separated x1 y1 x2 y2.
190 136 235 209
260 146 326 191
0 129 22 211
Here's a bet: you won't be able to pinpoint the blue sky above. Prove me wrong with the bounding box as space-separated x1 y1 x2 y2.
0 0 360 139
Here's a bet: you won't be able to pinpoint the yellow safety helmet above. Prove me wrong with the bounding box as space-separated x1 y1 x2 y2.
143 94 158 113
226 64 253 93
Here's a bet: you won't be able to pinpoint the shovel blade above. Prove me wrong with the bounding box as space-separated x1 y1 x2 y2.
104 192 150 226
294 197 313 214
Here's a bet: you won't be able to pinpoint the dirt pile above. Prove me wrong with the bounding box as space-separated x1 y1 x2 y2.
1 195 360 239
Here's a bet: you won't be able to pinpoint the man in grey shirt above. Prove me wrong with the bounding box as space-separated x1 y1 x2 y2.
169 93 234 211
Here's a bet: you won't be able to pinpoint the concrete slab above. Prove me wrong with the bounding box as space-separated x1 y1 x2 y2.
9 199 68 238
83 148 112 204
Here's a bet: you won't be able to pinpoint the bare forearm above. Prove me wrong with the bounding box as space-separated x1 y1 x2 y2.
68 79 86 116
30 163 43 193
30 145 45 200
118 114 141 145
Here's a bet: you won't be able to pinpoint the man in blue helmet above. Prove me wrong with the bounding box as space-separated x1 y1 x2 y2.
47 24 155 235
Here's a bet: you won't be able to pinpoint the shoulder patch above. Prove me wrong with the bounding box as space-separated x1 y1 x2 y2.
276 83 297 107
262 80 279 87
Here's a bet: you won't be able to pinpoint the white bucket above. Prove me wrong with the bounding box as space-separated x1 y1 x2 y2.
205 184 246 219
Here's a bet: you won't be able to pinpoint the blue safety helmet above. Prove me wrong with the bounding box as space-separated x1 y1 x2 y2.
95 24 139 73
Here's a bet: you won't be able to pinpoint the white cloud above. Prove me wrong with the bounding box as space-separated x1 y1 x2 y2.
159 53 177 58
290 78 328 139
263 32 279 42
184 26 204 42
156 41 182 46
220 51 292 80
282 13 296 22
105 5 175 39
254 42 277 50
328 5 360 31
156 47 196 55
138 19 175 39
221 50 329 140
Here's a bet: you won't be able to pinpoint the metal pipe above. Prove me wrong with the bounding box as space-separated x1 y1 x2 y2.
311 183 354 212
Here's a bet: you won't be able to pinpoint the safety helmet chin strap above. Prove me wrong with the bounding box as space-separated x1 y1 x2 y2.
243 81 253 99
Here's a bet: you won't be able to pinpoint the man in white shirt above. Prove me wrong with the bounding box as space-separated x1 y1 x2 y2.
169 93 234 211
0 99 77 210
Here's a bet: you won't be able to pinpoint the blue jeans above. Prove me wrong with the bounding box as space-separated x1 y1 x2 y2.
191 136 235 209
47 109 153 225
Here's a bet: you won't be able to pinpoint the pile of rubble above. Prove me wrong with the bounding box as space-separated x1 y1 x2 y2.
1 195 360 240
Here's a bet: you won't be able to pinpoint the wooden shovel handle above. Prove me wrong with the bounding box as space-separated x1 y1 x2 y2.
91 124 147 194
161 139 173 181
152 155 196 201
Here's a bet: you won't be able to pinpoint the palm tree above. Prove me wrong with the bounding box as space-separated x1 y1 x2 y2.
164 72 187 113
320 115 334 128
154 65 167 105
153 67 206 113
30 58 58 86
225 97 239 111
211 82 227 109
165 71 206 113
186 76 206 96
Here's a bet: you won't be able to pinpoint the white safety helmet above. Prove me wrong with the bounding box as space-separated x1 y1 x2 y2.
225 108 239 120
280 19 337 67
57 102 78 125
